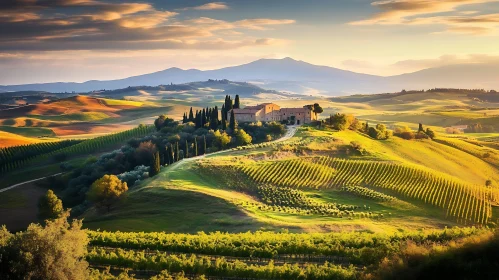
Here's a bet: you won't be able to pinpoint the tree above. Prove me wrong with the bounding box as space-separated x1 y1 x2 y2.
229 109 237 131
214 130 232 149
134 141 157 166
210 106 219 130
87 175 128 212
194 137 198 156
203 135 207 154
425 128 436 139
368 127 384 139
188 107 194 122
175 142 180 162
0 211 89 280
234 95 241 109
313 103 323 114
418 123 424 133
236 129 252 145
182 113 187 123
329 113 355 130
185 140 189 158
150 151 160 176
201 109 207 127
38 190 64 220
154 115 173 131
221 108 227 130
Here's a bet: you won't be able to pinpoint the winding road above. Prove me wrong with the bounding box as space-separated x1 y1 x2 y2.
1 126 299 192
0 173 63 193
168 125 299 172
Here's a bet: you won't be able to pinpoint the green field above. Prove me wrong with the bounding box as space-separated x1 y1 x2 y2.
27 112 111 122
0 125 56 137
83 124 499 233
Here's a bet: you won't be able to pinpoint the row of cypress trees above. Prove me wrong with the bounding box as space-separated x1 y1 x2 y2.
150 135 208 176
182 95 240 130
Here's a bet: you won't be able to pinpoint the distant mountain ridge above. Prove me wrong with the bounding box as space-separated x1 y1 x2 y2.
1 57 498 95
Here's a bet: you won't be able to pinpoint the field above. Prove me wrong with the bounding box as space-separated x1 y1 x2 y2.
81 125 499 235
0 95 165 145
2 89 499 279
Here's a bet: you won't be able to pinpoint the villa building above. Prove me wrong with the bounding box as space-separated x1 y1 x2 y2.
231 103 318 125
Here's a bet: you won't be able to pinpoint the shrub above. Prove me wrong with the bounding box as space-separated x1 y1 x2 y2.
117 165 149 187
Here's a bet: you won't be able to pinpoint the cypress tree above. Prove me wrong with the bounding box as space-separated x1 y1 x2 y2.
194 136 198 156
202 109 206 127
418 123 424 132
170 143 175 163
182 113 187 123
188 107 194 122
203 135 207 155
210 106 219 130
234 95 240 109
221 109 227 130
196 111 201 128
185 140 189 158
229 109 237 131
221 103 227 119
175 142 180 162
150 151 160 176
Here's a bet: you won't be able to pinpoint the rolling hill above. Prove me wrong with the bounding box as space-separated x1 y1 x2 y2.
1 58 498 95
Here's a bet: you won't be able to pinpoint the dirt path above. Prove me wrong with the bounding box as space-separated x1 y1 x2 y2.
168 125 299 172
0 173 63 193
2 126 299 191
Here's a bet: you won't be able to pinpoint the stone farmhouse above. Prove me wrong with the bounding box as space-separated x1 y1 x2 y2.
231 103 318 125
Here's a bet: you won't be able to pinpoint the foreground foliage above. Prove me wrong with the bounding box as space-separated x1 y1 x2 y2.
0 211 89 280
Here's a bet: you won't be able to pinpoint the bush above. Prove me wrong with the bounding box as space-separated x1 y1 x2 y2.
117 165 149 187
0 211 89 279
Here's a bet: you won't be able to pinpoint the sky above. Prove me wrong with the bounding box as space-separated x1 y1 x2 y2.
1 0 499 84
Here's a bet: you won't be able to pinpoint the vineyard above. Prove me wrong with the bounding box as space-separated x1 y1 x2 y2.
0 125 155 174
0 140 81 173
434 137 499 167
224 157 494 224
256 185 360 217
341 185 395 202
86 227 488 279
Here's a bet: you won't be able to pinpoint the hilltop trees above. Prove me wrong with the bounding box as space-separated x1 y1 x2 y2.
87 175 128 212
368 124 392 140
38 190 64 220
0 211 89 280
327 113 356 130
154 115 174 131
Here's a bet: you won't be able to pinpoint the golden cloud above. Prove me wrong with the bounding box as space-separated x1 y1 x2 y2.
192 2 229 10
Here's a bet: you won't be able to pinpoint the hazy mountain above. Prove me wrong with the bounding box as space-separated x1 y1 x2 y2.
0 58 497 95
386 63 499 90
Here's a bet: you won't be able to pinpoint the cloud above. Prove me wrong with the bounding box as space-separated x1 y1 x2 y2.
0 0 294 51
192 2 229 10
351 0 496 25
392 54 499 69
350 0 499 35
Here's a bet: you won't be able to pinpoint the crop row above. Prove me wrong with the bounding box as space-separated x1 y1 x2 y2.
237 157 492 224
87 227 486 262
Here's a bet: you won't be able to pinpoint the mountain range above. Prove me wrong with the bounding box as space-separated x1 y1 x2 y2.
1 57 498 96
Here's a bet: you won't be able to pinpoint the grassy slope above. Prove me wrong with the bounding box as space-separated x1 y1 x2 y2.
0 130 49 147
0 126 56 138
328 130 499 185
85 128 492 233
